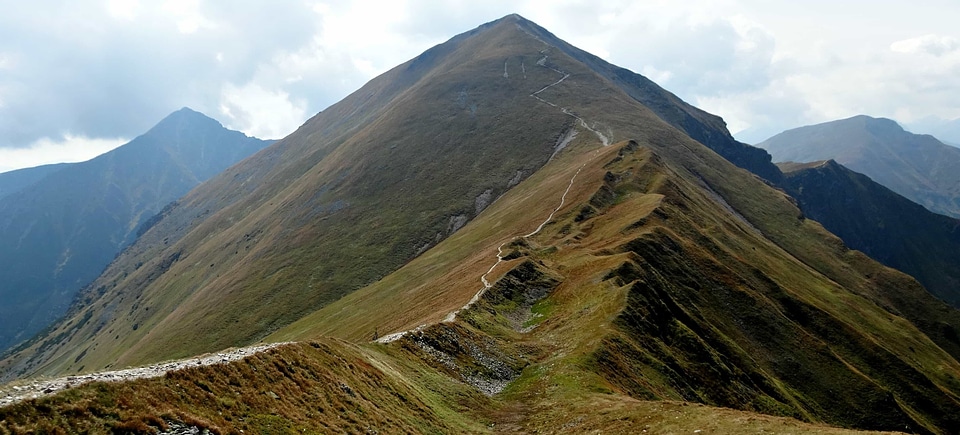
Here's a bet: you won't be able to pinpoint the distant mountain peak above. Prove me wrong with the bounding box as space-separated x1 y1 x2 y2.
760 114 960 218
151 107 224 133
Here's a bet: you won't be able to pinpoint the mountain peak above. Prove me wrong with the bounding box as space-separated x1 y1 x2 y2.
495 13 526 22
843 114 904 133
760 114 960 218
151 107 225 134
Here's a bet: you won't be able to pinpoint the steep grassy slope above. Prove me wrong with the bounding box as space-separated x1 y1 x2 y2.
4 142 923 433
778 160 960 307
0 339 483 434
0 109 269 353
760 115 960 217
0 15 582 379
276 136 960 433
0 337 890 434
5 15 960 433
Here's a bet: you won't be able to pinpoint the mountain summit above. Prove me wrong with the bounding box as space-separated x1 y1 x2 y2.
3 15 960 433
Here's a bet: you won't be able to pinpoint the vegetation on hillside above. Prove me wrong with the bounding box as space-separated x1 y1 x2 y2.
779 160 960 307
4 14 960 434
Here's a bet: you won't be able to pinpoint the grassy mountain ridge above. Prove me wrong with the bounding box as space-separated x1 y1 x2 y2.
0 14 588 379
4 13 960 433
509 15 783 183
3 140 934 433
0 108 269 354
1 339 897 434
277 134 960 432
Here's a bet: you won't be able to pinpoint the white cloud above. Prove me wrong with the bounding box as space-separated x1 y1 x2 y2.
161 0 215 33
105 0 140 21
3 1 960 168
0 135 127 173
891 34 960 56
219 82 307 140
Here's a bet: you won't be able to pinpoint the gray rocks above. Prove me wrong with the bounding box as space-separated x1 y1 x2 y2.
475 189 494 215
159 422 213 435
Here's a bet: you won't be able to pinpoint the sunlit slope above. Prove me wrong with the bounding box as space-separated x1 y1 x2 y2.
0 15 586 379
5 16 960 435
278 134 960 432
5 137 933 432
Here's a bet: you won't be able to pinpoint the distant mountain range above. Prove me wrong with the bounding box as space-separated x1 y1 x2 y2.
759 115 960 218
3 15 960 434
0 108 269 353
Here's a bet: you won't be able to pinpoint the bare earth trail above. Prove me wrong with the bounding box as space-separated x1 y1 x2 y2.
0 342 287 407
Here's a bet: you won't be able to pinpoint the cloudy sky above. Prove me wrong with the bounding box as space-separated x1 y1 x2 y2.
2 0 959 173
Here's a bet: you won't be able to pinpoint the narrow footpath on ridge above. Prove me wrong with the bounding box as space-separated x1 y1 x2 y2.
0 343 287 407
378 48 611 343
0 46 616 406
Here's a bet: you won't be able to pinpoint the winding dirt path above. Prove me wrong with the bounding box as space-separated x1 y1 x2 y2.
377 161 588 344
378 48 612 344
444 163 586 322
530 52 610 146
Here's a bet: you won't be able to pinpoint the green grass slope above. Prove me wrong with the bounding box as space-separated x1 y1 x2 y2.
0 339 482 434
5 139 926 432
6 14 960 433
1 336 893 434
0 15 580 380
277 134 960 433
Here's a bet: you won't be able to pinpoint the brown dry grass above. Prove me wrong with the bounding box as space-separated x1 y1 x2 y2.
0 339 480 434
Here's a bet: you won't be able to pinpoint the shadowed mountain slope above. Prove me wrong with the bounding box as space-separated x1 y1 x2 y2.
4 14 960 434
760 115 960 217
0 164 69 200
779 160 960 307
511 17 783 183
0 108 269 353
